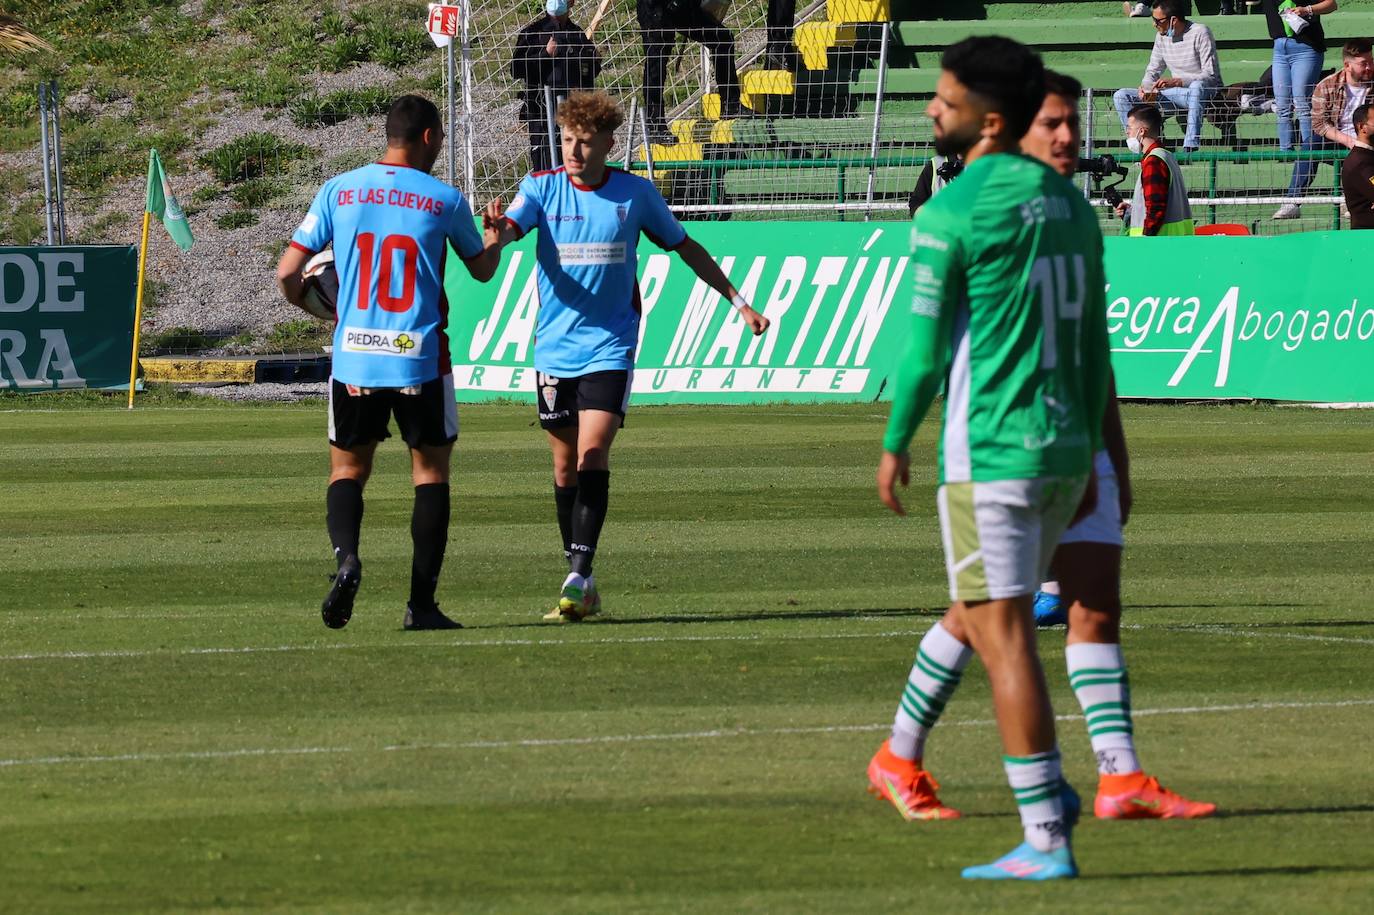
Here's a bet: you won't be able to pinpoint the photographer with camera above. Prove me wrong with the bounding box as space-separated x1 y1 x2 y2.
1118 103 1195 235
906 153 964 216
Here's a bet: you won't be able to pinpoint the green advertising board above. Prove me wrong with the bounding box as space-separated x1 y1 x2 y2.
0 246 138 391
444 226 1374 403
446 222 910 403
1101 234 1374 401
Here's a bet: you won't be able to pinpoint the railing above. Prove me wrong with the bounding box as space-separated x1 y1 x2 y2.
615 149 1350 228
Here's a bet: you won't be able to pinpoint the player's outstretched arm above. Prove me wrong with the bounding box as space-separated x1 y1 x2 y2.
673 237 769 336
275 245 310 311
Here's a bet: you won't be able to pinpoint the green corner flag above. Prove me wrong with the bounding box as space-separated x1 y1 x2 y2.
146 149 193 252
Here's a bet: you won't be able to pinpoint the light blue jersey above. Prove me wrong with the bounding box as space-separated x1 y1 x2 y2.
292 162 485 387
504 167 688 376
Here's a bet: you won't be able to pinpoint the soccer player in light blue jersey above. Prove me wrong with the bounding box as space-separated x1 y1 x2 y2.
483 91 769 622
277 95 500 632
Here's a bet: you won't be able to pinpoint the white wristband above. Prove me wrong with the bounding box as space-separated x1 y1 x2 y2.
730 293 749 312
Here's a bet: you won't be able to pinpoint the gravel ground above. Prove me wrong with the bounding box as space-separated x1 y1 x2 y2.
195 382 327 402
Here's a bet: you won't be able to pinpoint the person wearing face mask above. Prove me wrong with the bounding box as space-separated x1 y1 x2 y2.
1117 103 1194 235
1112 0 1221 153
1274 38 1371 219
513 0 602 173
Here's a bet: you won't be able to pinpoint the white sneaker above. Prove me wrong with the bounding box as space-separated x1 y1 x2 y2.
1124 2 1149 16
1272 203 1302 219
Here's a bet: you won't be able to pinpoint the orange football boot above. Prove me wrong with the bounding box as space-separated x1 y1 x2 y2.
1094 772 1217 819
866 739 962 821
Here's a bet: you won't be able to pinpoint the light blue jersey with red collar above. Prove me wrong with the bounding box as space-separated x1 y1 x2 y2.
503 166 687 376
291 162 484 387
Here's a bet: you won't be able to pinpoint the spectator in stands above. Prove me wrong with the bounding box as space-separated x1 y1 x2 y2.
1113 0 1222 152
906 154 962 216
1274 38 1372 218
638 0 743 144
1260 0 1337 163
1341 101 1374 227
1124 2 1202 16
1117 103 1195 235
513 1 601 173
766 0 797 70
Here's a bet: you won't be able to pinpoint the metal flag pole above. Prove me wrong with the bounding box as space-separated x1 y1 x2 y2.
639 106 656 183
38 82 55 244
863 22 891 221
625 97 639 170
50 80 67 244
460 0 475 201
544 84 558 169
446 39 456 185
1082 88 1095 199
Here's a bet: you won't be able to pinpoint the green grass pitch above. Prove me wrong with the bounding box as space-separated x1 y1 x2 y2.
1 398 1371 912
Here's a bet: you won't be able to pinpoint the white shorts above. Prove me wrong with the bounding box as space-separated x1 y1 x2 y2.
1059 451 1125 548
937 475 1088 603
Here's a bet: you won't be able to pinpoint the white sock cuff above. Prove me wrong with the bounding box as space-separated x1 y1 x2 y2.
925 622 974 670
1065 641 1125 671
1039 580 1061 596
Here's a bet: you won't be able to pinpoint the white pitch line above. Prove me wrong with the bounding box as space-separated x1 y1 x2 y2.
5 619 1371 663
0 629 930 663
1128 623 1374 646
2 698 1370 771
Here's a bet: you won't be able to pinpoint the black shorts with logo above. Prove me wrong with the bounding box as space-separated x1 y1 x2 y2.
535 369 633 430
329 374 459 448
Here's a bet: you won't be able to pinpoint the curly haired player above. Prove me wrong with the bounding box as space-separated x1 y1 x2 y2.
482 90 768 621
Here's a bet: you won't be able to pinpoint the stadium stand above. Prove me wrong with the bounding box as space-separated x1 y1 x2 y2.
619 0 1374 231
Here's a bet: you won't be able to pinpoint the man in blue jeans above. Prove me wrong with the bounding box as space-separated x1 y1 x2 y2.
1275 39 1373 219
1113 0 1222 152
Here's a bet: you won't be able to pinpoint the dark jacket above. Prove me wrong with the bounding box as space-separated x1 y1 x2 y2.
512 14 601 120
1260 0 1326 53
1342 143 1374 228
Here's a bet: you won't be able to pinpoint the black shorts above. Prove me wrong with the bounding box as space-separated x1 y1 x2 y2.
329 374 458 448
535 369 633 430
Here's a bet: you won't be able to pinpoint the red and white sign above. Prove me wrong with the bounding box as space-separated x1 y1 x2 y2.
427 3 460 47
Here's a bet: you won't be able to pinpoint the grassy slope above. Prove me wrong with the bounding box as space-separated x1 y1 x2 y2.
0 401 1371 911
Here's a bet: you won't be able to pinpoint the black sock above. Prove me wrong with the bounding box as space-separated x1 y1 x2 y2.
326 479 364 565
554 483 578 566
568 469 609 577
410 482 450 608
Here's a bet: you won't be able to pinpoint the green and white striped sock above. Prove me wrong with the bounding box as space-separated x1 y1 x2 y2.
889 622 973 761
1066 642 1141 776
1004 748 1068 852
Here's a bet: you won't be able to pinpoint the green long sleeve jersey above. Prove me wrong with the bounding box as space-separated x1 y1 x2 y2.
883 152 1110 483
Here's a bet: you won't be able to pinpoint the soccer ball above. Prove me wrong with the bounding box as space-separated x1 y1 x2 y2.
300 249 338 321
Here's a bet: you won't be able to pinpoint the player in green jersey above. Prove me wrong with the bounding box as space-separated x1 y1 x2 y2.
868 37 1110 881
880 70 1217 825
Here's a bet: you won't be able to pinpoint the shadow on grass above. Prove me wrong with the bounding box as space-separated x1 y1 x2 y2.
1091 864 1371 879
1219 803 1374 818
1131 603 1309 610
500 606 946 629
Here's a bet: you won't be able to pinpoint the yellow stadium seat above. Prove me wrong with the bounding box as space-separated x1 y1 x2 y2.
795 21 859 70
826 0 889 24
